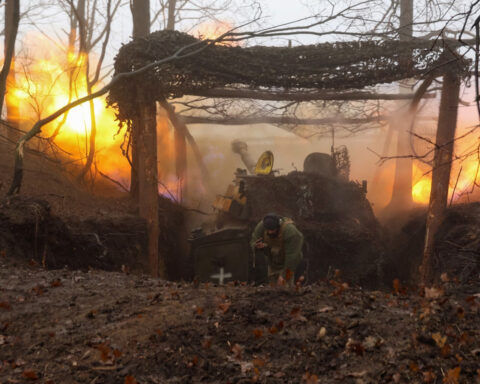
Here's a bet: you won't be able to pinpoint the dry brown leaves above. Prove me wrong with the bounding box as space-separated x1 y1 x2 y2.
302 372 319 384
231 343 244 361
22 370 39 380
290 307 307 322
125 375 138 384
443 367 461 384
252 328 263 339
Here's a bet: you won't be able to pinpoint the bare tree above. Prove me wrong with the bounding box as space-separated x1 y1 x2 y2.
62 0 122 182
0 0 20 123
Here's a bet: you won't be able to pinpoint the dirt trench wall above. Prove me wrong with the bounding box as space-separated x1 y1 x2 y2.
384 203 480 284
0 196 187 278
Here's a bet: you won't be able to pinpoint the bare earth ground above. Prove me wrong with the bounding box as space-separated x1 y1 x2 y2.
0 257 478 384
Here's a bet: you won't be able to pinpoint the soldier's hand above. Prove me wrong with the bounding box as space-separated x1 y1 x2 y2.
255 238 266 249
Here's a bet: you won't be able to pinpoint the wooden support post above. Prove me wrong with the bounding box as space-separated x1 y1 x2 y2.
174 123 187 201
159 99 211 187
129 0 150 198
136 100 165 278
421 70 461 285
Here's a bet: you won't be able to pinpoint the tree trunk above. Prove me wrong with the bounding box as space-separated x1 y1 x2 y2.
130 0 150 197
160 99 211 187
135 100 164 278
0 0 20 119
388 0 414 210
166 0 176 30
5 57 20 142
421 70 461 285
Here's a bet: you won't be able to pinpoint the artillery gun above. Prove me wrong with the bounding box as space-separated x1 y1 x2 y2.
190 141 384 287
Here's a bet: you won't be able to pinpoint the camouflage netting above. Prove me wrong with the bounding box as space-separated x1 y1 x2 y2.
108 30 468 122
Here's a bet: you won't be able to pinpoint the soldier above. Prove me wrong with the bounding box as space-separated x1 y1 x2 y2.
251 213 304 285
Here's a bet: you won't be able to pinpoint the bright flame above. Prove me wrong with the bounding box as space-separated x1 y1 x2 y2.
8 33 181 199
412 157 480 205
191 21 238 45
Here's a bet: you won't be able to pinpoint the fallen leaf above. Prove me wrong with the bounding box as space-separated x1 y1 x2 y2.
440 273 449 282
239 361 253 374
252 358 265 368
457 307 465 320
432 333 447 348
231 343 243 360
316 327 326 340
423 371 436 383
269 326 278 335
318 306 334 313
346 338 365 356
252 328 263 339
364 336 382 349
302 372 319 384
186 355 198 368
285 268 293 282
22 370 39 380
202 337 212 350
31 286 44 296
125 376 138 384
95 343 111 362
425 287 444 299
290 307 307 322
441 344 451 358
443 367 461 384
50 279 62 287
393 279 400 295
218 302 231 314
409 362 419 372
348 370 367 377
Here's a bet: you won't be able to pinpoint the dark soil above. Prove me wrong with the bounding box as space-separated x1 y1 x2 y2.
0 257 478 384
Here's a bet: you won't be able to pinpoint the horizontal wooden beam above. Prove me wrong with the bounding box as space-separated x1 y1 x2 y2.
187 88 437 101
182 115 388 126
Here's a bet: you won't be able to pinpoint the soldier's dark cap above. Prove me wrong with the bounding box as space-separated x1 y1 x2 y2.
263 213 280 230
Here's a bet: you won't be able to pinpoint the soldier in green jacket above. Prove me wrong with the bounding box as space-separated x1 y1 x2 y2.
250 213 304 285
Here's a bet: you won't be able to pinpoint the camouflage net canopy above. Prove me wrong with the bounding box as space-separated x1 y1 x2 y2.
108 30 466 122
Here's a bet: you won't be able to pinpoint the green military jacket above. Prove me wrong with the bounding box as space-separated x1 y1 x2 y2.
250 218 304 275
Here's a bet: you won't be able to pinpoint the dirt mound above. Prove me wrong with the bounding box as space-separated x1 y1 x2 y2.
242 172 385 287
0 138 189 279
434 203 480 281
385 203 480 285
0 195 188 278
0 196 148 271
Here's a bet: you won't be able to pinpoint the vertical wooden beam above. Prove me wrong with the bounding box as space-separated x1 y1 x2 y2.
136 100 164 278
421 70 461 285
174 121 187 201
159 99 211 187
130 0 150 197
